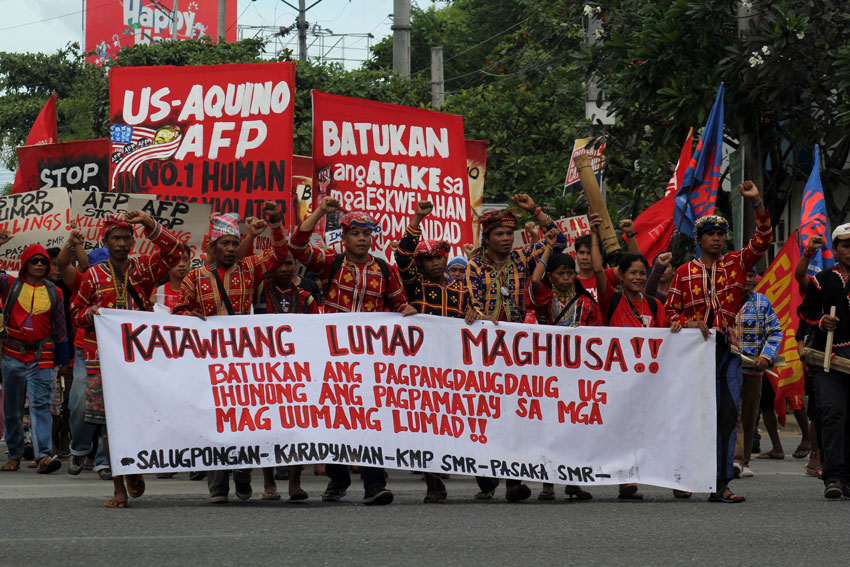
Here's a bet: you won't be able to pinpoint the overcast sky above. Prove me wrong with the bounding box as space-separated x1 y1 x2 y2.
0 0 437 64
0 0 437 182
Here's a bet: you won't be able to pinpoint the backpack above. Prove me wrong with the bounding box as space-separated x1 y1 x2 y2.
327 253 392 308
606 291 658 326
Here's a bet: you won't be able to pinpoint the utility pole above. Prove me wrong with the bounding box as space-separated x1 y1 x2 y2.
172 0 179 41
280 0 327 62
392 0 411 76
298 0 308 62
430 46 444 108
218 0 226 43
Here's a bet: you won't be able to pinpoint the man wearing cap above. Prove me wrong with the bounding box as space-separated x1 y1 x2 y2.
0 235 70 474
290 196 415 506
799 222 850 498
666 180 772 503
465 193 567 502
395 200 473 502
446 256 467 283
174 202 287 504
70 210 184 507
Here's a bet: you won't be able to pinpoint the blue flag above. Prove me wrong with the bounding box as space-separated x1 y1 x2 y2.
799 146 834 275
674 85 724 238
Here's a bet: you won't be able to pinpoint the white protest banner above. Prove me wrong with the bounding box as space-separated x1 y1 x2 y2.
513 215 591 257
0 189 70 273
70 190 211 268
96 311 717 491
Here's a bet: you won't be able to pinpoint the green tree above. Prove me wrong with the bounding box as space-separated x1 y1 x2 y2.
579 0 850 227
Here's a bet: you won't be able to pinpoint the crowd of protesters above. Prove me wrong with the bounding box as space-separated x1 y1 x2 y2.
0 179 844 508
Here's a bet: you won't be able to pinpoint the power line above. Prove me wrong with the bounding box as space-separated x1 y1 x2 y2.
411 17 531 77
0 0 119 32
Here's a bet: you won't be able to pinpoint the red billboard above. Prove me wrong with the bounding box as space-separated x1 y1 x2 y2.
109 62 296 225
85 0 238 64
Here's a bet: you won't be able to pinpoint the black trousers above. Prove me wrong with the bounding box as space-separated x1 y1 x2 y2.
813 370 850 485
325 464 386 495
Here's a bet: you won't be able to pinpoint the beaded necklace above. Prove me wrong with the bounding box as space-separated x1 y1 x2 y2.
108 260 130 309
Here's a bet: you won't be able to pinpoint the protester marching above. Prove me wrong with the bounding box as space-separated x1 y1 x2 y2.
0 55 844 513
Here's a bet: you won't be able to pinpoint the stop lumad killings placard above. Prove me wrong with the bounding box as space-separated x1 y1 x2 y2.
109 62 296 226
312 91 473 258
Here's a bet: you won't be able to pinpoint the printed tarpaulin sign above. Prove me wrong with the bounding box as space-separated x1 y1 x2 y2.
312 91 473 260
466 139 487 247
85 0 238 65
0 190 70 274
14 139 110 194
96 311 717 492
563 137 605 192
70 190 211 269
513 215 591 258
109 62 296 225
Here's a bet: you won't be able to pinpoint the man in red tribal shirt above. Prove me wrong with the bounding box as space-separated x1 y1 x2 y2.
290 196 415 506
71 210 183 508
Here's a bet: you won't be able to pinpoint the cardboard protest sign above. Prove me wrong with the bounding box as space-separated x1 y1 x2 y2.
513 215 591 258
0 190 70 273
97 310 717 492
109 62 296 225
563 137 605 194
70 190 211 268
466 139 487 247
312 91 473 260
14 139 110 194
85 0 237 65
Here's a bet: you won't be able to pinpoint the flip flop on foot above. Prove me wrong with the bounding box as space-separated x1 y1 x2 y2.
792 441 811 459
672 490 692 499
289 488 309 501
261 489 281 501
757 450 785 460
708 489 745 503
104 497 128 508
126 475 146 498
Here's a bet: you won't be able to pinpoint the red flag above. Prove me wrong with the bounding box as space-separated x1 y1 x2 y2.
632 127 693 263
12 93 58 192
754 230 804 426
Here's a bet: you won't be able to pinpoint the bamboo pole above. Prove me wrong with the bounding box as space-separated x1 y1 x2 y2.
574 154 619 255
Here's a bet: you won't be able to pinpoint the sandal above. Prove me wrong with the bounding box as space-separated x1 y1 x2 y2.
792 442 810 459
708 489 745 503
289 488 309 501
537 489 555 501
564 485 593 501
104 497 128 509
125 474 146 499
672 490 692 499
474 490 494 500
423 491 446 504
805 464 822 477
618 484 643 500
261 490 281 501
756 450 785 460
1 460 21 471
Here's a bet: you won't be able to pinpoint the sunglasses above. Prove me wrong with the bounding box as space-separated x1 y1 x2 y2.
28 257 49 266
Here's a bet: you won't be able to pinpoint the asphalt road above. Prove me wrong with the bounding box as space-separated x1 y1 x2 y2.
1 431 848 567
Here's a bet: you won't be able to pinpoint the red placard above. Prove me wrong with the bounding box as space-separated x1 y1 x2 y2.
312 91 473 258
85 0 238 64
109 62 296 226
15 139 110 194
